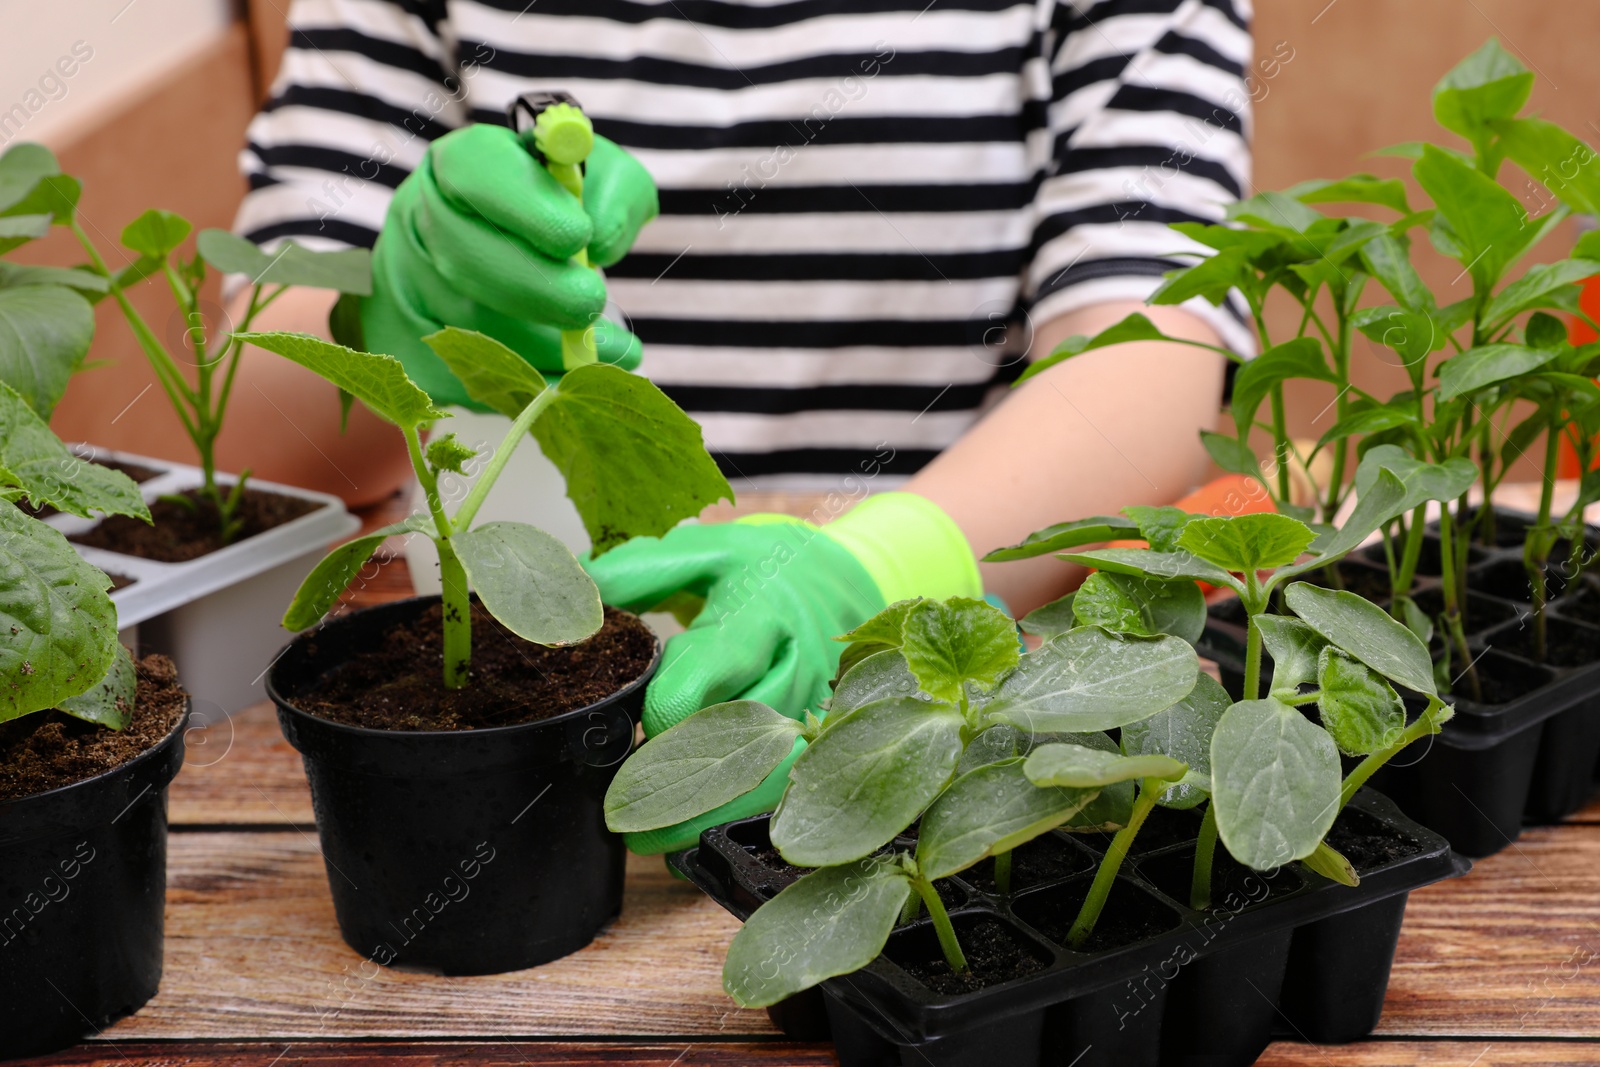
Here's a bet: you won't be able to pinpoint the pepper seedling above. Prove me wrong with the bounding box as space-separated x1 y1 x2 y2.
246 326 729 688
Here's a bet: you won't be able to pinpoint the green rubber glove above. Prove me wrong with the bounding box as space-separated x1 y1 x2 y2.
585 492 984 854
362 123 658 408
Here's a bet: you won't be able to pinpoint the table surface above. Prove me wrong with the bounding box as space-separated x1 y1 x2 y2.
25 488 1600 1067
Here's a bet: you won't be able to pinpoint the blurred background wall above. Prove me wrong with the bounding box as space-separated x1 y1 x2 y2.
11 0 1600 476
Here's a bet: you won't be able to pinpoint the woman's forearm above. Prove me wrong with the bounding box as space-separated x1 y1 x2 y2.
906 301 1226 614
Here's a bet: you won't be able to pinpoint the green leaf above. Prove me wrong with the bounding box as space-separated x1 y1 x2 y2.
1230 338 1337 435
282 516 434 631
1316 647 1406 756
1178 513 1316 574
1256 615 1329 693
1352 445 1477 514
453 521 603 646
234 332 446 428
899 597 1018 703
981 515 1138 562
58 642 136 730
0 382 149 520
196 231 372 294
1063 546 1241 592
957 723 1033 773
983 627 1198 733
1314 401 1421 453
1396 594 1435 647
917 758 1099 880
1437 343 1556 401
0 262 109 295
0 144 59 214
0 284 95 418
1289 174 1413 215
1351 306 1448 373
830 648 920 717
2 175 79 225
1359 234 1435 313
0 505 120 722
1018 593 1076 640
1492 117 1600 214
1200 429 1262 479
1072 571 1206 644
1017 312 1176 382
1526 311 1569 351
425 432 477 474
1023 743 1185 788
1302 840 1360 887
836 598 919 647
422 327 547 419
533 364 733 555
1433 40 1533 152
770 696 965 866
604 700 803 833
1484 260 1600 329
0 214 51 254
120 209 192 259
1285 581 1436 696
723 857 911 1008
1413 145 1535 291
1120 672 1230 809
1150 246 1254 306
1122 505 1197 553
1227 190 1325 233
1210 697 1342 870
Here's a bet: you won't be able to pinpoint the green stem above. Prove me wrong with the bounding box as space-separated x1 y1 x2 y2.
452 386 561 532
1243 610 1263 701
1068 780 1163 948
407 427 470 689
1529 425 1561 663
1190 802 1219 911
1340 697 1452 807
1270 385 1292 505
911 874 967 973
993 849 1013 896
1436 502 1481 702
1393 503 1428 604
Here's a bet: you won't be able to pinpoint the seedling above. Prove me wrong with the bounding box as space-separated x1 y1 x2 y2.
1019 40 1600 687
249 326 730 688
0 142 372 544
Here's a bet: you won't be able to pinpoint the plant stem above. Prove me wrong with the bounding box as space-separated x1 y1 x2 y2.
452 386 561 532
407 427 471 689
1393 503 1428 606
1068 780 1163 948
911 874 967 973
1270 385 1292 505
1340 696 1452 807
1436 503 1481 702
1529 425 1561 663
1243 611 1263 701
993 849 1013 896
1190 802 1219 910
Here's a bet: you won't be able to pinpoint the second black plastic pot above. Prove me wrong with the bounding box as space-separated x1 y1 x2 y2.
267 595 659 976
0 702 188 1060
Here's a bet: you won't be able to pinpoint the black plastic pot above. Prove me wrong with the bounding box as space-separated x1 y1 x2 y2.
674 790 1465 1067
0 703 188 1060
1200 509 1600 859
267 595 658 976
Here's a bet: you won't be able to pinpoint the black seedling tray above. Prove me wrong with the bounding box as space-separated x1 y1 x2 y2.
671 790 1465 1067
1201 509 1600 858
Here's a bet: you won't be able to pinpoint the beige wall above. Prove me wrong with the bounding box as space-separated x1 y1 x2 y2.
22 2 1600 472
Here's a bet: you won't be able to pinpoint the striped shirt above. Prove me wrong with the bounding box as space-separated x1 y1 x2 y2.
236 0 1255 490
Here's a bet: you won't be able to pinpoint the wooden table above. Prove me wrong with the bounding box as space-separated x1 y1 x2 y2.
25 492 1600 1066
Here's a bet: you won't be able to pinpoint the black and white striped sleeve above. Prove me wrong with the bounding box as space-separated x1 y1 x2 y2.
1025 0 1256 355
233 0 464 252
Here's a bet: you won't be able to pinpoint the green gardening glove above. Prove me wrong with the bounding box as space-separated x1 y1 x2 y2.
585 493 984 854
362 123 658 408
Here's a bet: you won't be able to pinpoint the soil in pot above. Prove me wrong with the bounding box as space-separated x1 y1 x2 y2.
288 601 656 730
0 654 187 800
1074 806 1201 857
963 832 1095 894
1302 560 1392 603
891 915 1050 995
1136 846 1304 911
1322 805 1426 873
1012 875 1185 953
72 485 318 563
1484 616 1600 670
1437 649 1555 706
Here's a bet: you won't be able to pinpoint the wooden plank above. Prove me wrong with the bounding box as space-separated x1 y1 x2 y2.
25 1042 836 1066
1260 1041 1600 1065
104 837 775 1040
173 703 313 826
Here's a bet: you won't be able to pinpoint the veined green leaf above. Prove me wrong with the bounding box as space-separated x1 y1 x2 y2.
1433 40 1532 151
1316 647 1406 756
605 700 803 832
1314 401 1421 453
981 515 1138 562
1484 260 1600 330
1150 246 1254 306
1023 743 1185 788
1414 145 1536 292
1301 467 1409 562
1285 581 1436 696
1018 593 1076 640
1178 513 1316 574
1061 547 1240 591
120 209 191 259
1122 505 1198 553
0 382 148 520
1227 190 1324 233
723 857 911 1008
1017 312 1178 382
1351 305 1448 373
899 596 1018 703
1289 174 1412 215
830 648 921 717
1437 343 1556 401
422 326 546 419
983 627 1198 733
0 283 94 417
0 262 109 294
453 521 603 646
1256 615 1328 694
197 230 372 294
1071 571 1206 645
0 143 60 214
917 758 1098 880
1121 671 1230 809
3 174 79 225
1211 697 1342 870
237 332 446 428
1360 234 1435 312
0 214 51 254
282 515 434 631
1230 338 1337 435
58 641 136 730
1200 430 1262 480
532 363 733 554
1492 117 1600 215
836 598 920 647
770 696 964 867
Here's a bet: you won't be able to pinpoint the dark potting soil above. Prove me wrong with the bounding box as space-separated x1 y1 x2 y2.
1441 652 1550 706
108 572 137 591
1012 876 1182 953
0 654 185 801
1075 806 1202 857
963 832 1094 894
1304 561 1392 604
1484 617 1600 670
1557 585 1600 626
897 919 1046 995
292 601 656 731
1323 806 1422 873
72 486 317 563
1137 846 1303 912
